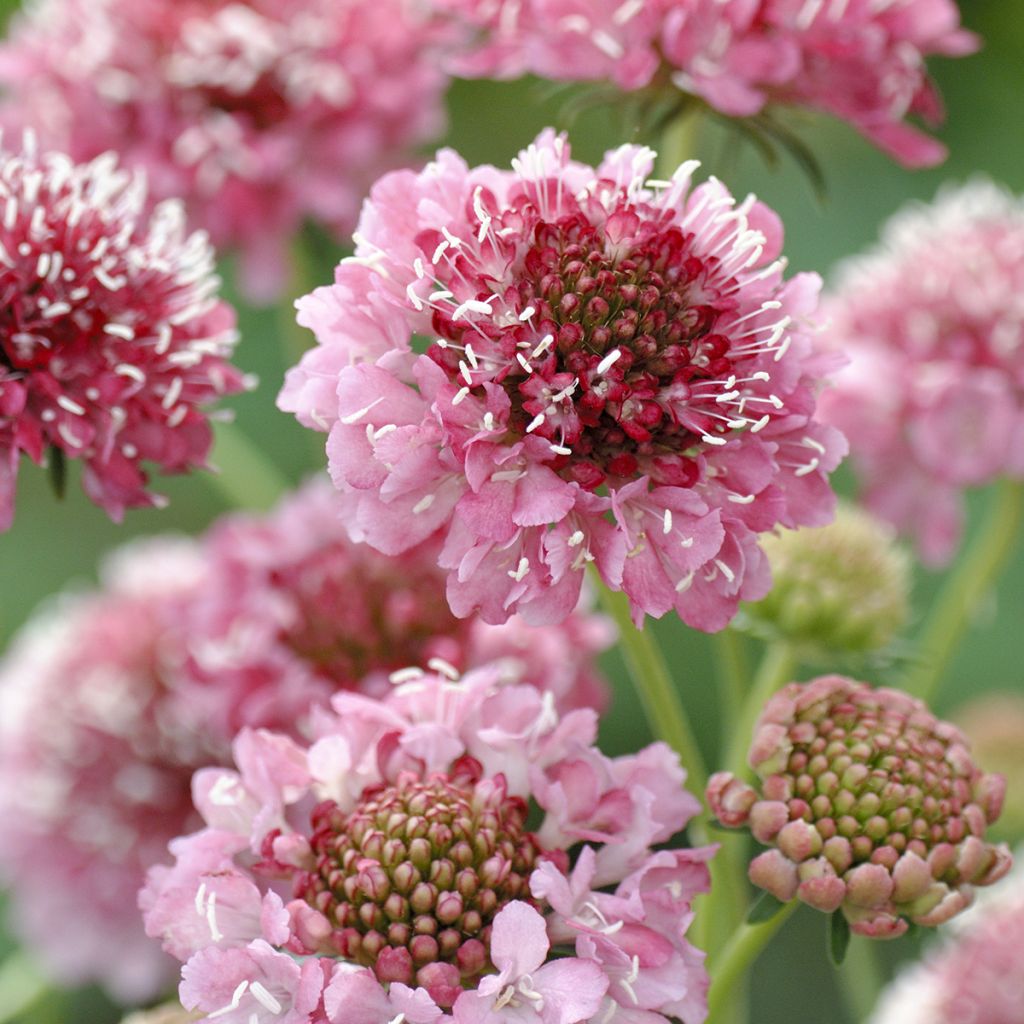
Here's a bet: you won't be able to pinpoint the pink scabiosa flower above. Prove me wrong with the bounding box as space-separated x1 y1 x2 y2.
0 0 448 301
279 131 845 631
868 853 1024 1024
707 675 1011 938
0 539 208 1000
142 664 714 1023
172 478 613 743
659 0 977 168
0 137 243 528
819 180 1024 565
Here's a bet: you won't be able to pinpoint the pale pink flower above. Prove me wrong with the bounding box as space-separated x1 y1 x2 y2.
818 180 1024 565
143 666 713 1022
0 0 448 300
707 675 1011 938
0 138 243 529
868 853 1024 1024
0 484 611 999
280 131 845 630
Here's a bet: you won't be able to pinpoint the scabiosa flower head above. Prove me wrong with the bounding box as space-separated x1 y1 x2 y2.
0 539 208 999
707 675 1011 937
279 131 845 631
142 665 714 1023
869 853 1024 1024
0 0 448 301
0 137 243 528
740 503 911 657
659 0 977 167
818 180 1024 565
173 478 613 742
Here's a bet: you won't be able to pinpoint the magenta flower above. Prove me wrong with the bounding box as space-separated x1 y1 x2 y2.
142 666 713 1023
0 138 243 528
819 180 1024 565
0 483 611 999
280 131 845 631
707 675 1011 938
0 0 448 301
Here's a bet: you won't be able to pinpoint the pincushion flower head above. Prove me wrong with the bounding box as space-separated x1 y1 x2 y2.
0 136 243 528
0 484 611 999
434 0 975 167
868 853 1024 1024
142 664 714 1024
0 0 448 301
707 675 1011 938
279 131 846 631
819 180 1024 565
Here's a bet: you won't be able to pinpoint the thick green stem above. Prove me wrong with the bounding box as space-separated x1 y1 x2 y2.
715 628 750 743
706 902 799 1022
656 109 698 179
904 479 1024 704
0 950 50 1024
837 938 885 1024
206 420 291 511
594 579 709 827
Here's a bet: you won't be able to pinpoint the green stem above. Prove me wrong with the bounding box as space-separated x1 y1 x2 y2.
706 902 799 1023
206 420 291 511
0 950 50 1024
715 628 750 741
904 479 1024 704
724 642 798 781
837 938 885 1024
656 108 698 179
594 579 709 823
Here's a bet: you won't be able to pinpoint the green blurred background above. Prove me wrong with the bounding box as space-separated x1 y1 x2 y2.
0 0 1022 1020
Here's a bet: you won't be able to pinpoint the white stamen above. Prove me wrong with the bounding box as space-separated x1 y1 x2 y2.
452 387 470 406
57 395 86 415
531 334 554 358
794 458 820 477
464 342 478 368
340 396 384 425
728 493 756 504
662 509 673 534
162 377 183 409
208 980 249 1019
596 348 622 375
412 494 435 514
550 444 572 455
715 558 736 583
516 352 533 374
405 282 424 311
701 433 728 446
518 306 536 322
508 557 530 582
675 571 695 593
103 323 135 340
568 530 585 547
249 982 282 1015
482 412 496 431
526 413 545 433
452 298 493 320
41 301 71 319
459 361 474 386
428 657 460 680
389 667 425 684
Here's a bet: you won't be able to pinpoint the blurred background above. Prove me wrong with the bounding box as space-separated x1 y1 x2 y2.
0 0 1021 1020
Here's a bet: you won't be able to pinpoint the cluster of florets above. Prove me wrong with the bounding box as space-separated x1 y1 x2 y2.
707 675 1011 937
142 666 714 1024
741 504 911 657
280 130 845 632
434 0 976 166
0 481 611 1000
0 137 244 528
819 180 1024 565
869 855 1024 1024
0 0 448 299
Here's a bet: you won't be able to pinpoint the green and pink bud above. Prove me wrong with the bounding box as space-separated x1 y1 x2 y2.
708 675 1012 937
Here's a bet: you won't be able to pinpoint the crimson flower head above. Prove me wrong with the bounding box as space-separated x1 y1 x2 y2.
280 130 845 631
0 136 243 528
0 0 448 300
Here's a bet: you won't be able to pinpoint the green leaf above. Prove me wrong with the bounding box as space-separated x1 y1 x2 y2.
747 890 789 924
47 446 66 500
829 910 851 966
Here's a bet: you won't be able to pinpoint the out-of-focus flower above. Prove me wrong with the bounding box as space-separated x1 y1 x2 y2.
707 675 1011 937
819 180 1024 565
280 130 845 631
434 0 975 167
0 483 611 1000
954 693 1024 843
741 503 911 657
142 665 714 1023
0 539 208 1000
0 0 448 301
868 852 1024 1024
0 137 243 528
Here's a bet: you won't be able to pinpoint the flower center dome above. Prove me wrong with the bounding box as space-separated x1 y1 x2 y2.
293 758 543 995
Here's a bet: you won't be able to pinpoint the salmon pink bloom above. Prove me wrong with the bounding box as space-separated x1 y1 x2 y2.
819 180 1024 565
0 138 243 528
142 665 713 1023
0 0 448 300
280 131 845 630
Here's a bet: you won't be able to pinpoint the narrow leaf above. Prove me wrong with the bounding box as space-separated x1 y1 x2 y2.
47 446 66 500
829 910 851 966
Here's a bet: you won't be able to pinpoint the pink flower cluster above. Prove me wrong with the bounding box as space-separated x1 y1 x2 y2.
280 131 845 631
0 137 243 529
819 180 1024 565
0 480 612 999
0 0 448 300
142 666 714 1024
435 0 976 166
